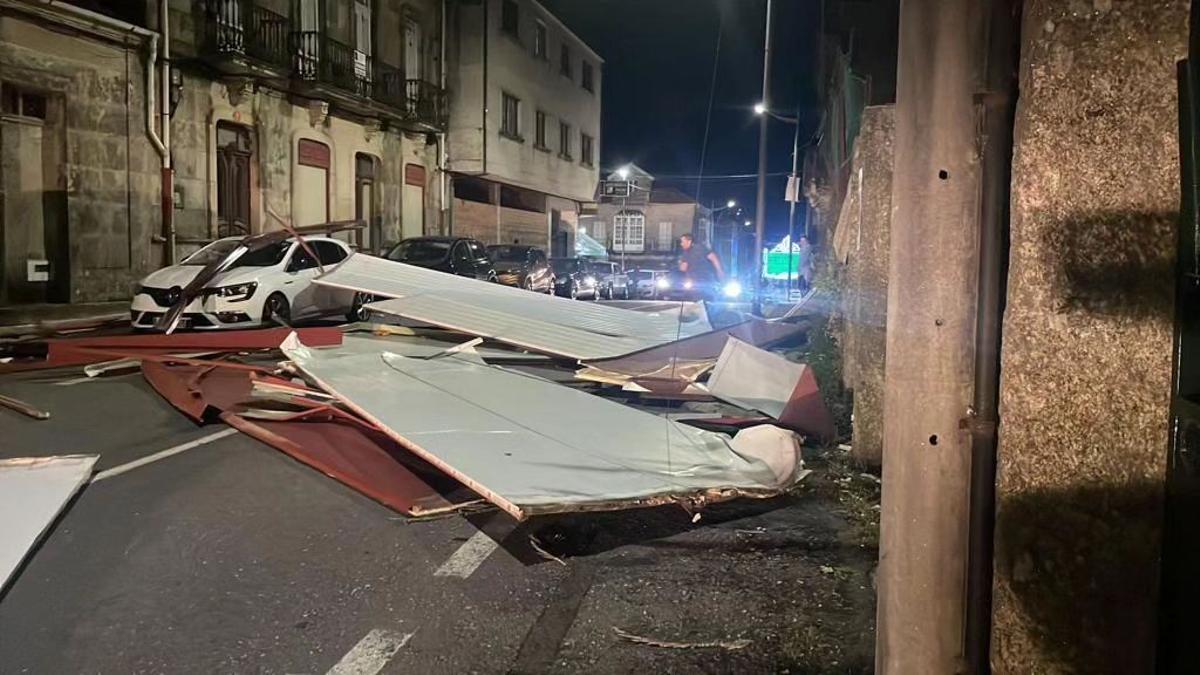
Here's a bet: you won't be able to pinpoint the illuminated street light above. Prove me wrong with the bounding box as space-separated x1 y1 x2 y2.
616 166 631 180
726 199 736 208
744 220 752 227
753 102 766 115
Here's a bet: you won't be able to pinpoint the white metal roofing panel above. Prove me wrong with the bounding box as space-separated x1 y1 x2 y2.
314 254 708 359
283 337 783 519
0 455 97 590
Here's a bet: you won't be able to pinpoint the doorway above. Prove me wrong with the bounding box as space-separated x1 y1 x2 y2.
402 163 425 240
1 84 67 305
216 122 252 237
354 152 379 251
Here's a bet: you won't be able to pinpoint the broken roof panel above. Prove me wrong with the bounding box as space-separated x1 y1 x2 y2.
283 335 792 519
1 455 97 591
313 254 710 360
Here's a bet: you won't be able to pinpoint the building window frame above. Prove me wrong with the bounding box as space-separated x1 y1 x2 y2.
580 132 594 167
582 61 594 93
613 210 645 253
558 120 572 160
559 43 571 79
501 0 520 39
501 91 522 141
535 110 549 150
533 19 548 60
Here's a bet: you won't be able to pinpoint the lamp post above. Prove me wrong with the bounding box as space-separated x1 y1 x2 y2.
755 104 801 296
753 0 773 309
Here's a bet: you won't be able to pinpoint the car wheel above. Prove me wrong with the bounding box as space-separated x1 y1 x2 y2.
347 292 375 323
262 293 291 326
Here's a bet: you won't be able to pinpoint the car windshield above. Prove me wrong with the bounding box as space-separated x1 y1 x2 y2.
182 240 290 268
630 270 653 280
587 262 612 273
551 259 580 274
488 246 528 262
388 240 451 263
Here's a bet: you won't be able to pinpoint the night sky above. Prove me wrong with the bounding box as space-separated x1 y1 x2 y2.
540 0 820 240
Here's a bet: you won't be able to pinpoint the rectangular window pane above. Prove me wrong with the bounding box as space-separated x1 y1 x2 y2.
581 133 593 166
559 121 571 158
534 21 547 58
582 62 594 92
560 43 571 78
536 111 547 148
658 222 673 251
502 0 519 37
502 92 520 138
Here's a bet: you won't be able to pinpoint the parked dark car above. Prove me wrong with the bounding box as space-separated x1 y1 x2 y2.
550 257 599 300
656 269 738 302
385 237 497 281
487 245 554 293
584 260 632 299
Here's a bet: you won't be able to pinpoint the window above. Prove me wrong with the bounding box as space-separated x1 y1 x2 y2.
501 92 521 140
1 85 47 119
559 121 571 159
658 222 673 251
582 61 594 93
288 245 320 272
534 20 547 59
613 211 645 253
580 133 594 167
560 43 571 78
314 240 349 264
535 110 548 149
593 221 606 242
469 241 488 259
502 0 519 38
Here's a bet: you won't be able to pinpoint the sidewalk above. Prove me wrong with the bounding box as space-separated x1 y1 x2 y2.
0 301 128 334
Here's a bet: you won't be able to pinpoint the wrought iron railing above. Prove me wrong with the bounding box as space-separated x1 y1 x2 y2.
294 32 373 98
205 0 291 70
405 79 446 126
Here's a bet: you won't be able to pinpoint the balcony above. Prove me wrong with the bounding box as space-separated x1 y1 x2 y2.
203 0 291 79
374 65 446 131
292 31 375 112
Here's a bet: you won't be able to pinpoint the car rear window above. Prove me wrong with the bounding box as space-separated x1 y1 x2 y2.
388 240 451 263
488 246 527 262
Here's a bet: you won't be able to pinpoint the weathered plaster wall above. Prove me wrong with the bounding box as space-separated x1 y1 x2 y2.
0 16 160 303
834 105 893 467
170 77 438 256
992 1 1186 672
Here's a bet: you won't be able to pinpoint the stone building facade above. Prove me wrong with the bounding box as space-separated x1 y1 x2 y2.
0 0 446 307
588 165 713 270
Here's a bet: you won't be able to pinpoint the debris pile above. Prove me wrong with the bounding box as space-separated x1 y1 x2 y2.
1 253 833 525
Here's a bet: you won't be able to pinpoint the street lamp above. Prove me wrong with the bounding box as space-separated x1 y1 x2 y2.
753 102 766 115
754 102 803 295
726 199 736 209
616 166 630 180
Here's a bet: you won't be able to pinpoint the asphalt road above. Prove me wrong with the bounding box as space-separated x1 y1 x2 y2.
0 363 877 674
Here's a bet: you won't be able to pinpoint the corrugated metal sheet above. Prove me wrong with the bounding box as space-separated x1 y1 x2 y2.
314 254 710 360
283 336 786 519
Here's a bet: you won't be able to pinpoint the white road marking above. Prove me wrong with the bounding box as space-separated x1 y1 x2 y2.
91 428 239 482
434 530 500 578
327 628 414 675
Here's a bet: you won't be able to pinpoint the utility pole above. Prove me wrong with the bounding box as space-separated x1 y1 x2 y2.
875 0 1014 672
753 0 773 299
786 105 800 295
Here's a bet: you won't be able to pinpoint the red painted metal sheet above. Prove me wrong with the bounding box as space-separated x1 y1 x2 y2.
221 410 478 517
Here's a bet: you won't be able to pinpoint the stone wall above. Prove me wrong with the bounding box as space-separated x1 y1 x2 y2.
0 15 161 303
833 105 894 466
451 197 549 249
991 1 1187 672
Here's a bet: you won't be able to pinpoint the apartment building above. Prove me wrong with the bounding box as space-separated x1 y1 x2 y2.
0 0 445 306
446 0 601 256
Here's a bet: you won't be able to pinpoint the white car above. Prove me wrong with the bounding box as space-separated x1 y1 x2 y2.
130 235 359 330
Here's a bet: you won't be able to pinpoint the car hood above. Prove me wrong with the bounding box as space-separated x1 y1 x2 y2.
140 264 265 290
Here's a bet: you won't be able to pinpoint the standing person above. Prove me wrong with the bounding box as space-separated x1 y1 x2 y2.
678 233 725 283
796 235 814 293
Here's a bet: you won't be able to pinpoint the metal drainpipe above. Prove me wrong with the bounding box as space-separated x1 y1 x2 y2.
964 0 1021 672
159 0 175 264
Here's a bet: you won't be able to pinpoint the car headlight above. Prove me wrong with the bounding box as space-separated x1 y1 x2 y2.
214 282 258 301
683 279 694 290
655 277 670 289
723 281 743 298
583 275 597 285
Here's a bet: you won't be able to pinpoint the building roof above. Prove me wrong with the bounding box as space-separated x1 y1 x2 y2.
649 186 701 204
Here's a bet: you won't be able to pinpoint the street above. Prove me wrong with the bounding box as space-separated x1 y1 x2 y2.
0 362 877 674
